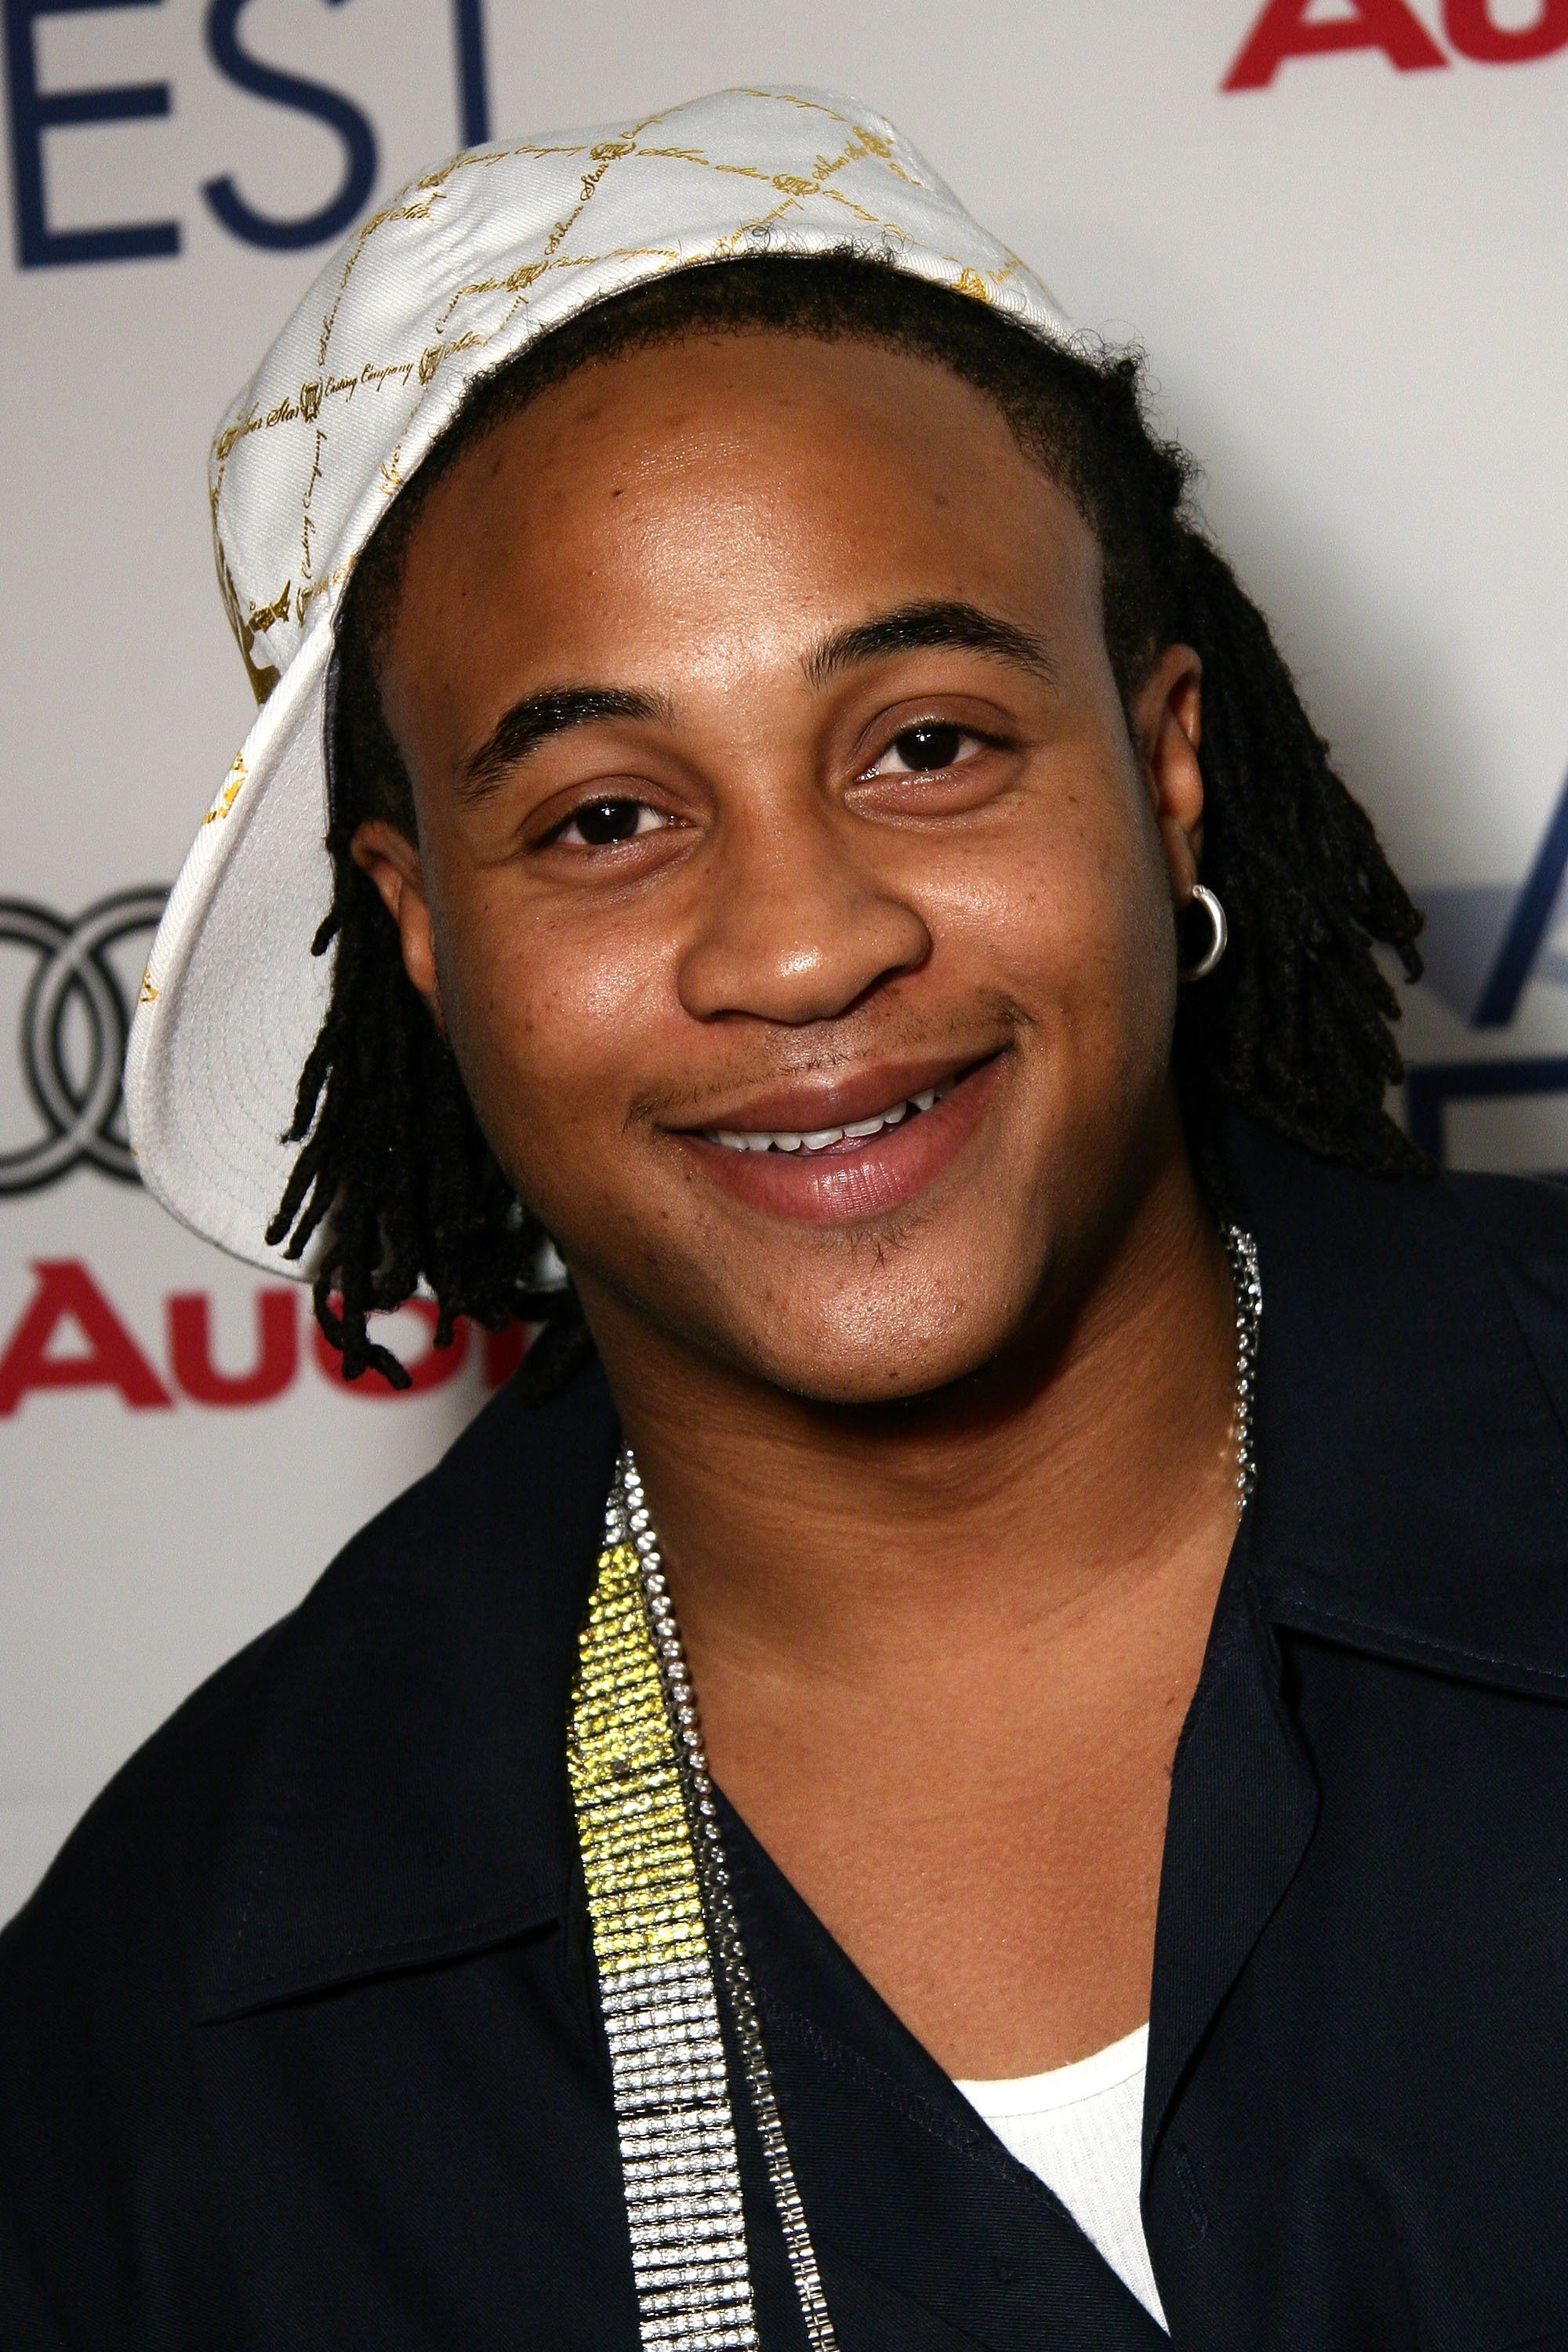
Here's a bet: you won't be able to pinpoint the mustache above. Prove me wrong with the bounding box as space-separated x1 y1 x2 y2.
624 994 1029 1130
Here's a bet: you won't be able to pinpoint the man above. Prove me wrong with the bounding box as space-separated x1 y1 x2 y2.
5 84 1568 2350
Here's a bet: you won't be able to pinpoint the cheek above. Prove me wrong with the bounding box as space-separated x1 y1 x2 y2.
430 886 677 1206
931 765 1173 1050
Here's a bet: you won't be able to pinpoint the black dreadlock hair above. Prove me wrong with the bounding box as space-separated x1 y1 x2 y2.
268 254 1426 1392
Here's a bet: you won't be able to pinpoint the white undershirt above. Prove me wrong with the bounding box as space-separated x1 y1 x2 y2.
953 2024 1167 2331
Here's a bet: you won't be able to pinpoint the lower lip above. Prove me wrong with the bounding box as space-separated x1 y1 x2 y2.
673 1057 1002 1226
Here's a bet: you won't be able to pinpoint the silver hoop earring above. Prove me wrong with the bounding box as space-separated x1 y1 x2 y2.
1178 884 1228 982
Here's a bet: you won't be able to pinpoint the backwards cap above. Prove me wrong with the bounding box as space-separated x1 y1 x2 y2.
125 84 1071 1272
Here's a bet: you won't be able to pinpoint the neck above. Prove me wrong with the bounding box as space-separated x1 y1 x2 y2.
581 1136 1240 1679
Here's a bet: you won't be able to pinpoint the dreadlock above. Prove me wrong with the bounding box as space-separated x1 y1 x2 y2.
268 253 1425 1391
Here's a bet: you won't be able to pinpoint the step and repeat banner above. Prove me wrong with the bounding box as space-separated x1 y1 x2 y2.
3 0 1567 1916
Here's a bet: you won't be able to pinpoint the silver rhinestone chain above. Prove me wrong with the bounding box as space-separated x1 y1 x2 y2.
613 1221 1258 2350
618 1454 840 2352
1222 1222 1263 1511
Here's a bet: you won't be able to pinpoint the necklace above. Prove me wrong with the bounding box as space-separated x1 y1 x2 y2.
1225 1221 1262 1511
567 1221 1261 2352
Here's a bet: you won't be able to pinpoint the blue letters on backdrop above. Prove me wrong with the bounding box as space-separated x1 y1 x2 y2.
201 0 376 251
3 0 490 267
4 0 180 266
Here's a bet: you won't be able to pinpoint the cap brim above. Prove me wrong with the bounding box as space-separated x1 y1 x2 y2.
125 619 336 1279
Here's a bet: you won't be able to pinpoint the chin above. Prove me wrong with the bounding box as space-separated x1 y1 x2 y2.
727 1279 1039 1410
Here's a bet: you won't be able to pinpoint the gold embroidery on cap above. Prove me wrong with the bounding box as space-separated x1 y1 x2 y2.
215 546 281 705
203 753 246 825
246 582 292 637
211 90 1047 708
296 566 347 624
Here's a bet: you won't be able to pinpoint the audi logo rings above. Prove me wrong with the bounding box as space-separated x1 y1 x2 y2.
0 890 168 1195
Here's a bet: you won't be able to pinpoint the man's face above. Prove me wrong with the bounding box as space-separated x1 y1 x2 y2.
366 330 1204 1403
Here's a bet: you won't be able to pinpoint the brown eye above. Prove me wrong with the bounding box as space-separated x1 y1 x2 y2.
556 797 666 847
892 723 965 771
576 799 644 843
864 722 987 781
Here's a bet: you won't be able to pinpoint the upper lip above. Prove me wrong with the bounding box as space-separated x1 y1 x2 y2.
673 1051 996 1137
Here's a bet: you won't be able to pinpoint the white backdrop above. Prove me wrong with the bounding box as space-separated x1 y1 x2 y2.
4 0 1567 1921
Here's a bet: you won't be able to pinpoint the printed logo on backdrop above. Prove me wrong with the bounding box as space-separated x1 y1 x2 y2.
1405 764 1568 1171
1224 0 1568 88
0 885 525 1414
0 889 165 1194
2 0 491 268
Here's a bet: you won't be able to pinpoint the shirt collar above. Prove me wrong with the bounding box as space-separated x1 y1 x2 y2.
194 1123 1568 2020
193 1356 619 2022
1229 1116 1568 1698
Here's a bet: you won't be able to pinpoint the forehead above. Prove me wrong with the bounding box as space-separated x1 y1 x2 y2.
384 332 1102 697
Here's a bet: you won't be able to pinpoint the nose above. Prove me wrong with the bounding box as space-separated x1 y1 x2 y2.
677 801 931 1026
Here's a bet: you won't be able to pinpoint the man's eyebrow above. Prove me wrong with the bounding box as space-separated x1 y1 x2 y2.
459 686 673 798
802 600 1058 691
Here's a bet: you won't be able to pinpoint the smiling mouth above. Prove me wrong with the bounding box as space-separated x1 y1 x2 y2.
676 1052 1003 1226
704 1080 957 1157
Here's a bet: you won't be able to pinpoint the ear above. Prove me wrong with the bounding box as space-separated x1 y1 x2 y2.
351 818 445 1031
1129 642 1205 909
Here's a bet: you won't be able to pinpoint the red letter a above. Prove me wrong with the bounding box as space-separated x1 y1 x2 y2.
1224 0 1449 88
0 1260 172 1415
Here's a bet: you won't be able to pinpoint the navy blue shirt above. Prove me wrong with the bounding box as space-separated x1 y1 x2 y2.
8 1120 1568 2347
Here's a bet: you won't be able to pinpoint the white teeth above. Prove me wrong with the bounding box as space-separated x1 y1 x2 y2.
707 1081 954 1154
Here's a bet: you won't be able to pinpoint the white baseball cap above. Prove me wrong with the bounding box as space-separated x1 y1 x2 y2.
125 84 1071 1275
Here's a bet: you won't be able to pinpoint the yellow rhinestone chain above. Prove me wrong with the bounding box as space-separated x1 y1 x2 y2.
568 1458 839 2351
